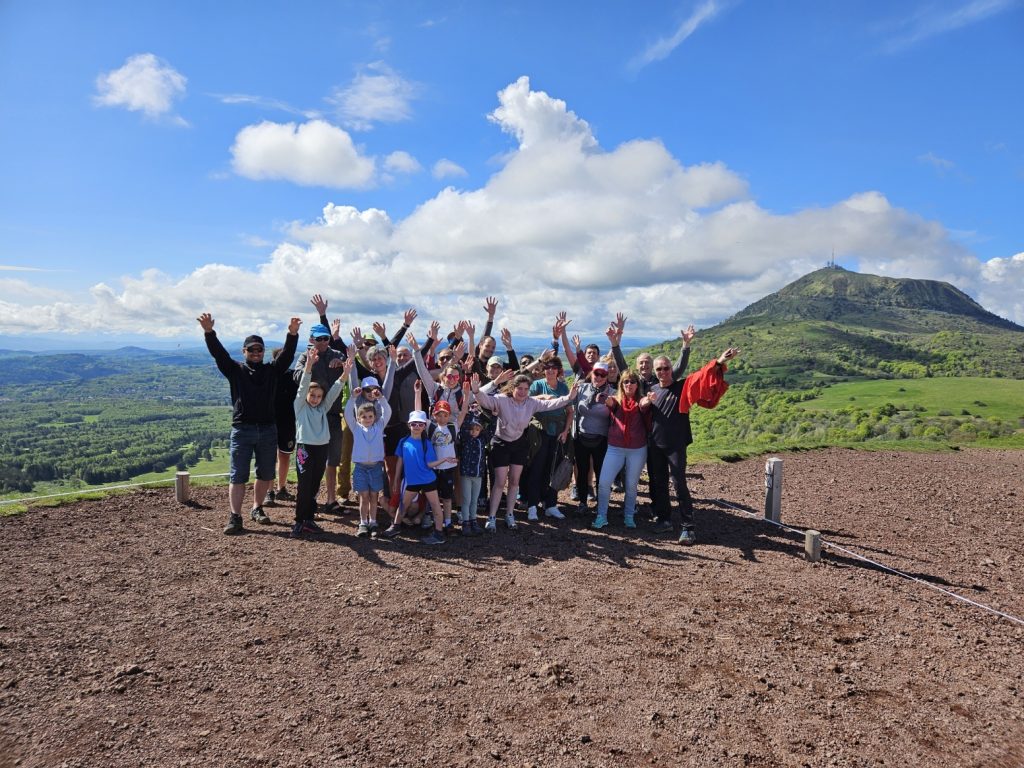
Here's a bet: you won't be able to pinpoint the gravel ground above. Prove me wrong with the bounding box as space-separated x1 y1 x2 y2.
1 448 1022 768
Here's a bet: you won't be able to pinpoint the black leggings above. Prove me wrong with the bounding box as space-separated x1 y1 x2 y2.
573 435 607 506
294 442 329 522
524 432 561 509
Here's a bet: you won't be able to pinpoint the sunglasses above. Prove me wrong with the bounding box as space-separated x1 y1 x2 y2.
409 421 426 427
655 366 671 372
363 387 381 395
592 371 608 378
314 336 330 342
445 372 460 379
246 346 264 353
622 380 638 386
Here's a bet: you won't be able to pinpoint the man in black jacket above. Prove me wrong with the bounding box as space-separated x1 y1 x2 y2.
198 312 301 534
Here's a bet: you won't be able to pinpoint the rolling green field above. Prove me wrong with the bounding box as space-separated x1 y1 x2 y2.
802 377 1024 421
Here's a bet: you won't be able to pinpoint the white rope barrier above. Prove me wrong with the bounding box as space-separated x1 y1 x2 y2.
714 497 1024 628
0 473 230 506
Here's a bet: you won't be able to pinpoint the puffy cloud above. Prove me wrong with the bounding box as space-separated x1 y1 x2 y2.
6 76 1021 338
328 62 418 131
94 53 187 123
384 151 423 174
432 159 467 179
230 120 375 188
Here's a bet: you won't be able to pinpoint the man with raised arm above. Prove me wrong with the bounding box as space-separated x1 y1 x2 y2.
197 312 301 535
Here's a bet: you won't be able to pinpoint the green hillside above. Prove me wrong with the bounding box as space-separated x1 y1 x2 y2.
642 267 1024 387
634 267 1024 458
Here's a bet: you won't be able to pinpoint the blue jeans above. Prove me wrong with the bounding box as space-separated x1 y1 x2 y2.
597 444 647 519
229 423 278 484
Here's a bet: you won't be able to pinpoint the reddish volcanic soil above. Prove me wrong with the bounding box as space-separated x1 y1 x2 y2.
1 448 1023 768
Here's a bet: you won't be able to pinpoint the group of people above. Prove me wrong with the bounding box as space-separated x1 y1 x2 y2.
198 295 739 546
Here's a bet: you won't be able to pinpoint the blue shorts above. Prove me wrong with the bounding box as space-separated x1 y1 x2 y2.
353 462 385 493
229 423 278 484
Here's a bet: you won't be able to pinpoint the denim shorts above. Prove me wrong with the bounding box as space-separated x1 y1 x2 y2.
353 462 385 493
229 423 278 484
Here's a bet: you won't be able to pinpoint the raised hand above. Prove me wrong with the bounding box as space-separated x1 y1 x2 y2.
331 318 341 339
310 294 328 315
427 320 440 341
287 317 302 335
500 327 512 349
414 379 422 393
615 312 627 332
328 358 344 369
351 326 363 343
372 321 387 340
495 368 515 385
605 325 617 345
405 332 420 351
306 347 319 370
343 357 354 375
403 308 418 326
451 340 466 360
539 347 555 362
197 313 214 332
465 320 476 336
484 296 498 317
717 347 740 365
571 334 582 350
681 324 696 345
470 373 481 393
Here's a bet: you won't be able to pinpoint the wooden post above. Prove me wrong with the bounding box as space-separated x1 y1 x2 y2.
805 529 821 562
764 457 782 523
175 471 190 504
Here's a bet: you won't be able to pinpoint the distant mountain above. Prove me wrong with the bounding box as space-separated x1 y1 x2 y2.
638 267 1024 386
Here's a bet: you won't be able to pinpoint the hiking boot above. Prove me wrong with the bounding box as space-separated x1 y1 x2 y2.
276 487 294 502
301 519 325 534
505 512 517 529
223 514 243 535
250 506 271 525
545 506 565 520
263 489 276 507
357 522 370 538
624 513 637 529
526 505 539 521
421 530 447 545
381 524 402 539
678 526 697 546
592 514 608 530
651 519 673 534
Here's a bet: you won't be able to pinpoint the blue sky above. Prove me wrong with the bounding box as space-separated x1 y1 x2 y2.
1 0 1022 346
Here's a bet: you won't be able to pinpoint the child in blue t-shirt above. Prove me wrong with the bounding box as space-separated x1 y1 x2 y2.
381 408 450 545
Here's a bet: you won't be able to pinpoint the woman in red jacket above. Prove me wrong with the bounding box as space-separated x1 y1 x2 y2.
593 368 652 530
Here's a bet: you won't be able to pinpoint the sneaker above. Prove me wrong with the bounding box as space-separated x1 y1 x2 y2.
223 514 243 535
301 520 325 534
613 479 625 493
545 506 565 520
570 483 579 501
367 520 379 531
484 517 497 533
421 530 447 545
263 489 276 506
505 512 517 529
381 524 402 539
678 526 697 546
321 500 342 516
469 520 483 536
250 506 271 525
651 519 673 534
574 502 589 516
421 514 434 529
624 513 636 529
357 523 370 538
526 505 539 521
592 514 608 529
290 521 304 537
443 521 455 535
275 487 294 502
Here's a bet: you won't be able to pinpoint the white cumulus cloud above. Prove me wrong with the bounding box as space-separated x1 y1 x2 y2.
432 159 467 179
5 76 1021 339
328 62 418 131
94 53 187 123
384 151 423 174
230 120 376 188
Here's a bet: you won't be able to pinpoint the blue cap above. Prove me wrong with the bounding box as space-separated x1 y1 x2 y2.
310 324 331 339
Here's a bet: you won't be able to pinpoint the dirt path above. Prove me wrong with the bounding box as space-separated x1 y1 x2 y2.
2 448 1022 767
